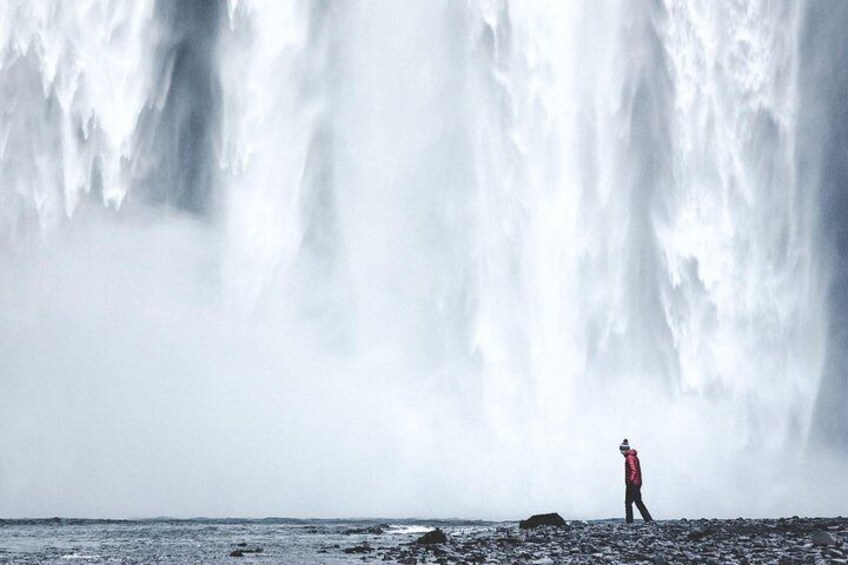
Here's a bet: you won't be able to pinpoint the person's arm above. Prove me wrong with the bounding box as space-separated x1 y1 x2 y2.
627 455 639 484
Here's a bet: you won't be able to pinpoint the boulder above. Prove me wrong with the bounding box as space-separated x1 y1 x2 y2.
230 547 262 557
519 513 567 529
812 529 839 547
343 543 373 554
416 528 448 544
688 528 714 541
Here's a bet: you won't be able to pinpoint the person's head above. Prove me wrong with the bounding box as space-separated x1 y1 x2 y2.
619 438 630 457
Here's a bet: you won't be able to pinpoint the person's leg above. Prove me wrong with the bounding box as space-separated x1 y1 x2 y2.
633 486 653 522
625 485 635 523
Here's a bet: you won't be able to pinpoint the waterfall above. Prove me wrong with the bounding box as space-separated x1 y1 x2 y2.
0 0 844 518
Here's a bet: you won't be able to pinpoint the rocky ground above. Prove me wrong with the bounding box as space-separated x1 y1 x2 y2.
334 517 848 564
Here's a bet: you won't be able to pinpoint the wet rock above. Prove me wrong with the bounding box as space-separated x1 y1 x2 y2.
688 527 714 540
344 543 373 554
345 523 390 535
416 528 448 544
812 529 839 546
229 546 262 557
519 513 567 529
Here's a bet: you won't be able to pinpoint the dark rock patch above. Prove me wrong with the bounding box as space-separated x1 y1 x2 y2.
229 546 262 557
343 542 373 554
344 523 390 535
416 528 448 544
687 527 715 540
812 529 839 546
519 513 567 529
365 516 848 564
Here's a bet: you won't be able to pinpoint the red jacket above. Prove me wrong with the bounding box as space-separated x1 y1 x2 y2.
624 449 643 486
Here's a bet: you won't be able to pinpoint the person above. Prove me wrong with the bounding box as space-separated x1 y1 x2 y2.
619 439 653 523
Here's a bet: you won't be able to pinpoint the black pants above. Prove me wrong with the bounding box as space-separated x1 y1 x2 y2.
625 484 653 523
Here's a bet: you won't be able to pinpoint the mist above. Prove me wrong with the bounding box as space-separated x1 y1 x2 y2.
1 1 847 520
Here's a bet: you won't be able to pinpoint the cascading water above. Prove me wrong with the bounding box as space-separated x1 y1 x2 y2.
0 0 845 519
